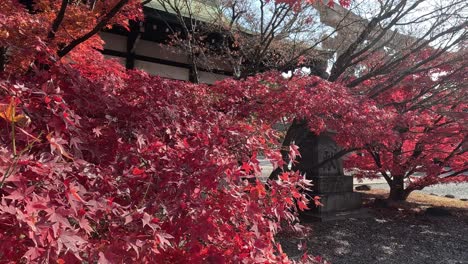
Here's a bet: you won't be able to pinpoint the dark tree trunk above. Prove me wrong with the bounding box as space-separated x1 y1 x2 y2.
388 175 409 201
125 21 140 70
0 46 7 72
188 64 200 83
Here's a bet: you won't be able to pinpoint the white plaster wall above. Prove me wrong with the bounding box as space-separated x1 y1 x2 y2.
135 40 188 64
99 32 232 83
199 71 229 84
103 55 126 65
134 60 190 81
100 32 127 52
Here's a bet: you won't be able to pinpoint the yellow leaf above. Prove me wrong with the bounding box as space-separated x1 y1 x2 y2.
0 98 15 121
0 29 9 38
0 97 30 126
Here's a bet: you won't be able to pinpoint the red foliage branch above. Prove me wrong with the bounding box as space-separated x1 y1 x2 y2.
0 0 383 262
345 50 467 199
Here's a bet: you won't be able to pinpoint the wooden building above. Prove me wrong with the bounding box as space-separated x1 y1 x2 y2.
101 0 232 84
100 1 413 83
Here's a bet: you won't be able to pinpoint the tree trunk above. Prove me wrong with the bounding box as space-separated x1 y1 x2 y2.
188 63 200 83
388 175 409 201
0 46 7 72
187 38 200 83
125 21 140 70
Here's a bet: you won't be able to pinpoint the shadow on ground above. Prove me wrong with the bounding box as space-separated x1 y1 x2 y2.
279 192 468 264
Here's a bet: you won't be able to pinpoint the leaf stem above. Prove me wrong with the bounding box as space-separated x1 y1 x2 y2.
0 132 42 188
11 103 16 156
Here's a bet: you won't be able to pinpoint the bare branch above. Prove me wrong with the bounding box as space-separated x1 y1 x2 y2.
48 0 69 40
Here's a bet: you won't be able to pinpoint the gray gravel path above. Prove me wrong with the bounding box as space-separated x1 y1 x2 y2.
365 183 468 199
280 210 468 264
420 183 468 199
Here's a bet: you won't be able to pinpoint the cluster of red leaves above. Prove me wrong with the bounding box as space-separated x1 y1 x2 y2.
210 72 394 149
0 59 313 262
0 0 404 262
0 0 142 73
271 0 350 13
345 53 468 191
1 56 386 261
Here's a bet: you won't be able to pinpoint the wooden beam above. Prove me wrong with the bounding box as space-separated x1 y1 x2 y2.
126 21 141 69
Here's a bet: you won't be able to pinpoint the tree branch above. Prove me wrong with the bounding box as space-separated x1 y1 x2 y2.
328 0 408 81
57 0 130 58
48 0 69 40
442 168 468 179
349 20 467 91
368 148 392 184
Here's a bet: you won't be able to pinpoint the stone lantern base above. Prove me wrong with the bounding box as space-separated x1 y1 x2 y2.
292 131 369 222
299 175 369 222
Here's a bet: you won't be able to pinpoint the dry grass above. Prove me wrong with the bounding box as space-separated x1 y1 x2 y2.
357 189 468 220
358 189 468 222
358 189 468 209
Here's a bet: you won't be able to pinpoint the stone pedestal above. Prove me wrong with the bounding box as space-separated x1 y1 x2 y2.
310 176 362 213
294 131 364 221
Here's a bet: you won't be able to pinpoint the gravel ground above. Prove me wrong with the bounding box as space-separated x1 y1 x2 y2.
366 183 468 199
420 183 468 199
280 209 468 264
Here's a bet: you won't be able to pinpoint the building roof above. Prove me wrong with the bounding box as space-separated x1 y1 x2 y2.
144 0 223 24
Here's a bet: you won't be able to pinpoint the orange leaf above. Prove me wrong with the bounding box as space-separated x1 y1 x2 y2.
0 97 30 126
256 182 266 197
69 187 85 203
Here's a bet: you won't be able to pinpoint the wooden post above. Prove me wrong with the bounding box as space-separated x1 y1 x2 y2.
126 21 141 70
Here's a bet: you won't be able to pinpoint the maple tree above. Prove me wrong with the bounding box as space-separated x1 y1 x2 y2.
0 0 382 262
154 0 466 202
324 0 468 201
0 0 465 263
345 52 467 200
265 0 468 201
